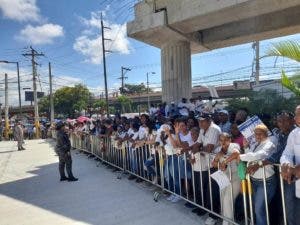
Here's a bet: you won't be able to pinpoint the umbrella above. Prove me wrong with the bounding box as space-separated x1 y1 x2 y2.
54 119 61 123
77 116 90 123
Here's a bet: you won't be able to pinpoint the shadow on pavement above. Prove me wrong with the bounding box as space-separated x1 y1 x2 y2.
0 141 203 225
0 160 108 225
0 150 18 154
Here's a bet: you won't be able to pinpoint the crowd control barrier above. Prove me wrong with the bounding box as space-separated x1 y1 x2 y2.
54 132 292 225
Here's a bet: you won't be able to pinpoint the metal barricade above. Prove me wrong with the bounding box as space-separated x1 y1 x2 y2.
66 134 291 225
51 130 57 139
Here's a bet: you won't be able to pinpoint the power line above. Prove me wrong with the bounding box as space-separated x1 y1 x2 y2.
22 46 44 138
119 66 131 93
101 12 112 117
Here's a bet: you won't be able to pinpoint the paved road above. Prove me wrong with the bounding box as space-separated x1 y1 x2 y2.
0 139 205 225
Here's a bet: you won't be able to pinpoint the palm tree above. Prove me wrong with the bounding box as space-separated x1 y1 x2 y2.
265 41 300 96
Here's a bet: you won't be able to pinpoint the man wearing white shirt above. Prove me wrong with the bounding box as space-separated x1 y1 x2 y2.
196 113 221 225
183 113 221 224
188 98 196 113
218 110 231 133
195 96 205 115
203 97 216 114
178 98 190 117
168 102 178 118
149 104 158 118
280 105 300 225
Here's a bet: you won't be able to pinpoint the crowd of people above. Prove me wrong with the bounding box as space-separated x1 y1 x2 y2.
61 101 300 225
149 96 218 118
0 121 49 142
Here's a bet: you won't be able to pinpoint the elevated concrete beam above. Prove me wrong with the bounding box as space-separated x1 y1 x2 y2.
198 5 300 49
127 0 300 104
128 0 300 53
127 10 185 47
168 0 300 33
127 9 208 52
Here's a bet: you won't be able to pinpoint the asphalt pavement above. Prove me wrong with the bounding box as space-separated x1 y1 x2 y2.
0 139 205 225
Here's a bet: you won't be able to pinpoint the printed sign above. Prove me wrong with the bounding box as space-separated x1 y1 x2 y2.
238 116 270 146
207 86 219 98
210 170 231 190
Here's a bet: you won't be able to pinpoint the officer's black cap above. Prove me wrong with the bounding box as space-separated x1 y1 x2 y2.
56 121 65 130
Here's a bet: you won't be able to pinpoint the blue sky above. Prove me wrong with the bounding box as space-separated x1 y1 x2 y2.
0 0 299 106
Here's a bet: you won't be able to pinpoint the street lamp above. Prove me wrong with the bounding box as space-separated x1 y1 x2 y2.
146 72 156 112
0 60 22 118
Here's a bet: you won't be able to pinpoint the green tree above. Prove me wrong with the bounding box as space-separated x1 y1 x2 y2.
117 95 132 113
38 84 92 118
120 83 152 95
38 96 50 114
227 89 298 116
91 99 107 116
93 99 107 109
53 84 91 117
265 41 300 96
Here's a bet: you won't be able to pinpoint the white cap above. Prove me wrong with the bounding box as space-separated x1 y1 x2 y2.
219 109 229 115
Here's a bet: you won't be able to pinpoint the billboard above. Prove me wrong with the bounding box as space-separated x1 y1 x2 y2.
25 91 44 102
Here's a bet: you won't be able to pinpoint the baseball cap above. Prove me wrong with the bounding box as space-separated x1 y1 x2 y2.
56 121 65 130
196 113 212 121
219 110 229 115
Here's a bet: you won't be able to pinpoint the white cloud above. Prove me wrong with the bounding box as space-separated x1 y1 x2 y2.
0 0 41 22
88 86 105 96
73 36 102 64
0 63 85 106
52 76 83 90
0 64 33 106
0 63 119 106
74 11 130 64
16 23 64 45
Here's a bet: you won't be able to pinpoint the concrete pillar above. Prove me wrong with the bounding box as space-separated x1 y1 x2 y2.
161 40 192 104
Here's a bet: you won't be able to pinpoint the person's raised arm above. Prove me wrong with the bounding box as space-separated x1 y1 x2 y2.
164 127 178 148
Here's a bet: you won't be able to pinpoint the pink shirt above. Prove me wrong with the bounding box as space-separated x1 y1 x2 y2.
233 135 244 149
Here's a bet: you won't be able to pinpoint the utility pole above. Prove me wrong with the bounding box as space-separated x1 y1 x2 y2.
48 62 54 124
4 73 8 140
23 46 44 138
101 13 112 118
16 62 22 117
146 72 156 112
0 61 22 118
255 41 260 85
118 67 131 94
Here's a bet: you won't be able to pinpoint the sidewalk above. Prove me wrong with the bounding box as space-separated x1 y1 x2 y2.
0 139 204 225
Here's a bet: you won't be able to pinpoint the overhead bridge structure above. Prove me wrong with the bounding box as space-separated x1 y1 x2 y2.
127 0 300 103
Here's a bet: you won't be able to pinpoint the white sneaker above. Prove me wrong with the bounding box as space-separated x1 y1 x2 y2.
171 195 181 203
166 194 175 201
205 217 217 225
152 176 158 184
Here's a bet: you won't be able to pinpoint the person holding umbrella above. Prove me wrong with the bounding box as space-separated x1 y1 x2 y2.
56 121 78 182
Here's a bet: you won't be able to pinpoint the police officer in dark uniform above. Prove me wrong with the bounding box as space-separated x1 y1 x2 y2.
56 121 78 182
